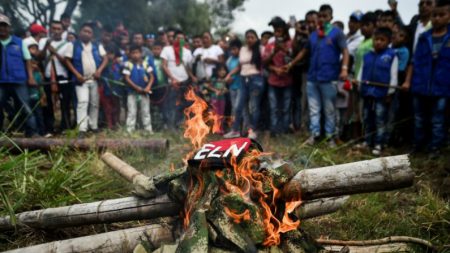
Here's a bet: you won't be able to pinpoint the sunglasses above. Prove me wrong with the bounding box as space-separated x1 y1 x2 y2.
419 1 433 7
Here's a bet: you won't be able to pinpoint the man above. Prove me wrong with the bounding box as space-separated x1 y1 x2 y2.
161 30 197 129
61 13 72 41
65 23 108 137
347 11 364 63
409 0 435 53
145 33 156 49
0 14 39 137
23 23 48 57
100 25 114 49
38 20 73 133
132 32 152 58
305 10 319 34
287 4 349 147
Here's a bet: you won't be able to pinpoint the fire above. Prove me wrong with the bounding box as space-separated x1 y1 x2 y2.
181 88 302 246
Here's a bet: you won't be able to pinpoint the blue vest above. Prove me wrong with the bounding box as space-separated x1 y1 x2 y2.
71 40 102 79
126 61 151 91
361 48 396 98
411 30 450 97
144 55 158 86
308 27 343 82
0 36 27 84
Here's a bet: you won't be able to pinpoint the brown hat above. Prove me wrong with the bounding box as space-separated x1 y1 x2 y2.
0 14 11 26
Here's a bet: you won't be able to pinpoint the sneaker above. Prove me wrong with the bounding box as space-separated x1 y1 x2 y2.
248 129 257 139
44 133 53 138
372 145 382 156
306 135 316 146
223 131 240 139
77 131 87 139
328 139 337 148
355 142 369 149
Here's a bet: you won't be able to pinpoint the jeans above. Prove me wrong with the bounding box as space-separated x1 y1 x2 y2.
268 85 292 134
232 74 264 131
307 81 337 137
75 80 99 132
0 83 38 136
167 81 191 129
413 95 447 150
362 97 389 147
99 84 120 129
126 92 153 132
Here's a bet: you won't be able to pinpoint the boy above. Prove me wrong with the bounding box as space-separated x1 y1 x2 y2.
358 27 398 155
123 45 154 134
402 0 450 155
225 39 242 117
151 41 169 129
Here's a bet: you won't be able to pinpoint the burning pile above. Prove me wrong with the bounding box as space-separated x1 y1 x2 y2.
151 89 314 252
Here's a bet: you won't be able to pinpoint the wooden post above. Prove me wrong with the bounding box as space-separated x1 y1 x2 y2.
0 195 180 231
0 138 169 152
3 223 176 253
283 155 414 201
296 196 349 219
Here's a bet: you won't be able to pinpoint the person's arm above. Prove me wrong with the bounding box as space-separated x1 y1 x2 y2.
65 57 85 83
94 47 109 80
145 68 155 92
161 58 178 86
26 60 37 86
388 56 399 95
340 47 350 80
285 47 308 71
225 65 241 82
401 64 414 91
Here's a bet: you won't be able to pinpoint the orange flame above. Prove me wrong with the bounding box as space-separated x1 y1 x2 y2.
224 207 251 224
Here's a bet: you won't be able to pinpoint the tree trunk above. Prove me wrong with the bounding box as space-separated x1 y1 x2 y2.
283 155 414 201
321 243 411 253
1 138 169 152
3 223 176 253
0 195 180 231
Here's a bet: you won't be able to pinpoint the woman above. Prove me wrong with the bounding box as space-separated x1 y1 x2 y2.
193 32 224 81
224 29 264 140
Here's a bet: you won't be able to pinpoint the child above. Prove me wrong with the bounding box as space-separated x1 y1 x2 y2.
206 64 229 134
28 56 47 137
402 0 450 155
100 47 123 129
358 27 398 155
123 45 154 134
151 42 170 129
225 39 242 116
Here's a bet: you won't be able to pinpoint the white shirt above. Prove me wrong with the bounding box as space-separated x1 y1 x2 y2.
413 20 432 54
193 44 224 79
65 42 106 78
39 38 70 78
23 36 38 49
239 45 263 76
160 45 193 82
346 31 364 57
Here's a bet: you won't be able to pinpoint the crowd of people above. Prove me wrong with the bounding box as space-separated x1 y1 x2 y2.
0 0 449 157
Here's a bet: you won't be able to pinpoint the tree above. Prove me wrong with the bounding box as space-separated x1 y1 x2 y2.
0 0 79 31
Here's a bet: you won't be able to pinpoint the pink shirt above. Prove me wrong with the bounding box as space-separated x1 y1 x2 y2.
263 40 293 87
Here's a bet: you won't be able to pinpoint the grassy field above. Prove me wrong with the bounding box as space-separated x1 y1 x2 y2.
0 130 449 252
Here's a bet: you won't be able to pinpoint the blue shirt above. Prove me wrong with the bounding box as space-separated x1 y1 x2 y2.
226 56 241 90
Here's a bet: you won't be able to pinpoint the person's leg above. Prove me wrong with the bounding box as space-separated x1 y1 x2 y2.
412 95 426 149
301 71 309 129
268 85 279 134
140 94 153 133
362 98 375 146
429 97 447 151
375 99 388 148
0 85 8 132
75 83 89 132
281 86 292 133
42 81 55 133
12 85 38 137
248 75 264 132
88 81 99 131
231 77 249 132
319 82 337 138
58 77 72 131
126 93 137 132
306 81 322 137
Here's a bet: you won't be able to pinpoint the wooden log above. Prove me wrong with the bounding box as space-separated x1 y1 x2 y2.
321 243 411 253
296 196 349 219
0 195 180 231
101 152 144 182
0 138 169 152
283 155 414 201
0 196 344 231
3 224 176 253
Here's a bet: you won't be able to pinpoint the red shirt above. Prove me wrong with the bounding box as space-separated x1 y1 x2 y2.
263 39 293 87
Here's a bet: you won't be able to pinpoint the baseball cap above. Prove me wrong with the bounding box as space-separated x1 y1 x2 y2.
29 23 48 35
350 10 364 22
145 33 156 39
0 14 11 26
268 16 287 27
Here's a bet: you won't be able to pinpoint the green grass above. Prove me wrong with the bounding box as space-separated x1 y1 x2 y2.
0 130 449 251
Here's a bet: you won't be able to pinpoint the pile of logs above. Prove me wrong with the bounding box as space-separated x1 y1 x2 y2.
0 153 421 253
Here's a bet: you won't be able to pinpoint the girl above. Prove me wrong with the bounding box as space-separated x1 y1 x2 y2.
206 64 228 134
